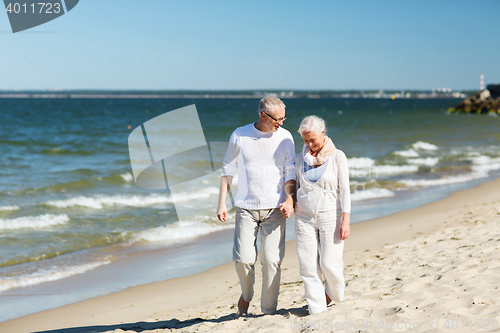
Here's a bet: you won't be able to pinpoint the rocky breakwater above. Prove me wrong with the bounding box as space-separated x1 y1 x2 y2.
449 83 500 114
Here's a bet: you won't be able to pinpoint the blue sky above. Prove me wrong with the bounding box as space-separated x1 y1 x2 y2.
0 0 498 91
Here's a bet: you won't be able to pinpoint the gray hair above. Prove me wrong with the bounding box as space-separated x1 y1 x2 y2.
258 96 286 116
298 115 326 135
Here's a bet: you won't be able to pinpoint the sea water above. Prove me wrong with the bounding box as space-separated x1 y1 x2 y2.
0 97 499 321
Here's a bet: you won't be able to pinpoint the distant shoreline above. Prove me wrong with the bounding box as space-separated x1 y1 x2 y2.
0 90 468 99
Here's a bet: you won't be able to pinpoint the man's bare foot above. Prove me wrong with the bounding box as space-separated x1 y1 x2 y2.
238 295 249 316
326 293 332 305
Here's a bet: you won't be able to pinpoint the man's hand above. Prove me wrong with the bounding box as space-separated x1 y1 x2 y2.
217 203 228 223
217 175 232 223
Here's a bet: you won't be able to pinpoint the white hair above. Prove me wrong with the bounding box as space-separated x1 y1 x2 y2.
258 96 286 116
298 115 326 135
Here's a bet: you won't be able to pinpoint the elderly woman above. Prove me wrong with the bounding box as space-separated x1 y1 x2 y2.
294 115 351 315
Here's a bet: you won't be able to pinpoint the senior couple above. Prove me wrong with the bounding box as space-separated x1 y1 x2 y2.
217 96 351 316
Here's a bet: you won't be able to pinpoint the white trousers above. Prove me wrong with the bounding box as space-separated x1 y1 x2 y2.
233 207 286 314
295 208 345 314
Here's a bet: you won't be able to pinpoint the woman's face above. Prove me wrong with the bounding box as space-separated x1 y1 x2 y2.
301 130 325 153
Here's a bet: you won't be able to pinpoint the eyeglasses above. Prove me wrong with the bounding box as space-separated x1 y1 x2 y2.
262 111 286 123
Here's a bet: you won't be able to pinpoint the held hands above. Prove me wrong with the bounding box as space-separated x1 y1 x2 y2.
217 203 228 223
280 179 296 219
279 197 294 219
339 213 350 240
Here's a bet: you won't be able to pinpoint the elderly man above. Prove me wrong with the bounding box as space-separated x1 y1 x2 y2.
217 96 296 315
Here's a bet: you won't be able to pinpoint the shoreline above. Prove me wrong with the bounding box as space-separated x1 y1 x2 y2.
1 177 499 332
1 175 496 323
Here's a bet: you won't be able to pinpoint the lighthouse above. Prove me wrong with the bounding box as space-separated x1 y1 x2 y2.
480 73 484 91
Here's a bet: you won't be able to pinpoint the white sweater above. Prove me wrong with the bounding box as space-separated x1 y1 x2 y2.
221 123 296 209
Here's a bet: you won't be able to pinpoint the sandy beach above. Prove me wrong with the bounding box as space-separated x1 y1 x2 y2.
1 178 499 333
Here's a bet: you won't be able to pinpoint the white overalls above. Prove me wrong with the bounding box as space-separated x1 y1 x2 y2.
294 149 351 315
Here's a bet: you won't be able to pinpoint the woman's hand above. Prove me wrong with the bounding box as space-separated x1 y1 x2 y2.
340 213 350 240
217 203 228 223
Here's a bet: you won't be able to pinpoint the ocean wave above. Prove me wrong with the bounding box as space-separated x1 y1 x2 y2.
371 165 419 175
119 173 134 182
348 157 375 168
131 222 233 244
172 187 219 202
407 157 439 166
40 148 94 156
0 214 69 230
460 151 481 157
468 155 491 164
12 172 137 195
67 168 99 176
43 187 219 209
351 188 395 201
0 205 20 211
350 163 418 177
401 172 488 187
393 149 419 158
11 178 99 197
45 194 172 209
471 163 500 173
0 138 54 147
411 141 438 151
0 260 110 292
466 156 500 173
348 156 418 176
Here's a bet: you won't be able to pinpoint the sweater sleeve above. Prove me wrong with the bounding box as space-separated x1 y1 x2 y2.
283 134 296 182
337 150 351 213
221 131 239 177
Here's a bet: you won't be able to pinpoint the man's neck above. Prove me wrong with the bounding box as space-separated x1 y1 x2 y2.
254 121 269 132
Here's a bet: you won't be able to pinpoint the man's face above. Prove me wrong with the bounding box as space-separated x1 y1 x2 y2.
262 106 286 132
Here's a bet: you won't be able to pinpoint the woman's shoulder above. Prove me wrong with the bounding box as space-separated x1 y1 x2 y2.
334 149 346 157
331 149 347 164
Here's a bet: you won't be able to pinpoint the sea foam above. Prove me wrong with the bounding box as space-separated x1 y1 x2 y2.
119 173 134 182
370 165 419 175
351 188 395 201
0 260 110 292
458 155 500 173
407 157 439 166
393 149 419 158
0 214 69 230
348 156 418 176
401 172 488 187
471 163 500 173
412 141 439 151
131 222 233 244
44 187 219 209
348 157 375 168
0 205 20 211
